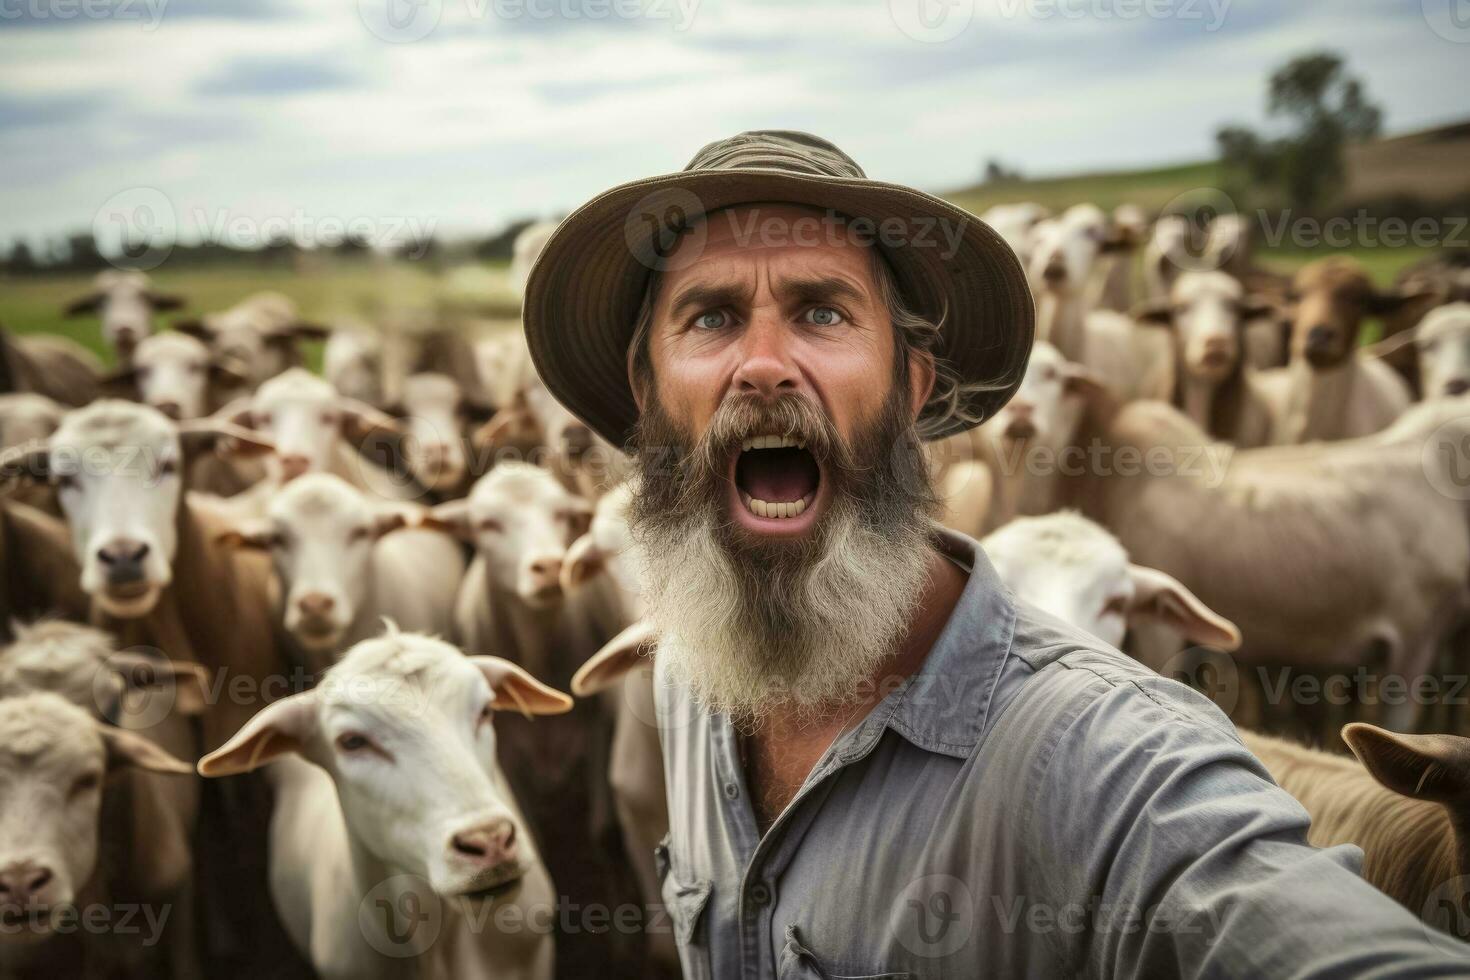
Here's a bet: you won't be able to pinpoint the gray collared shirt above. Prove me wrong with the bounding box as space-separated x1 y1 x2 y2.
653 528 1470 979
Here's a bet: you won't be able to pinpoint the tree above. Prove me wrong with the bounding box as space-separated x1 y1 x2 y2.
982 158 1022 184
1215 51 1383 211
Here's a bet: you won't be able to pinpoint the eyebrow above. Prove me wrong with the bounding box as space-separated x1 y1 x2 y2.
665 281 753 321
773 274 868 307
664 274 869 322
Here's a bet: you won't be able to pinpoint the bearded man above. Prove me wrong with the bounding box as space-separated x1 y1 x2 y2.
522 132 1469 977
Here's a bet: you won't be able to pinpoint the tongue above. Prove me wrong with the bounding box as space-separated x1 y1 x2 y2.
736 447 819 502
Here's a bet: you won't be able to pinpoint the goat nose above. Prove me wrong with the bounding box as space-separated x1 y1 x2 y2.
0 863 54 905
527 557 563 589
97 539 150 584
1042 261 1067 284
451 819 518 868
1306 325 1335 349
1448 379 1470 397
278 454 310 480
297 593 336 618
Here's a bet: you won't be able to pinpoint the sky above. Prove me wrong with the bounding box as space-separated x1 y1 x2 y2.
3 0 1468 250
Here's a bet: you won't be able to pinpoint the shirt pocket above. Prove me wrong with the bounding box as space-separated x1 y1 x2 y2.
778 925 912 980
656 834 715 980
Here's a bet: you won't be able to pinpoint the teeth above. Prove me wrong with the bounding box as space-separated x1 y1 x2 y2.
741 493 813 520
741 434 802 452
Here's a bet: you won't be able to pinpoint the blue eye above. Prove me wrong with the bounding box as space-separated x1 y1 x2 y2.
694 311 728 331
804 307 844 326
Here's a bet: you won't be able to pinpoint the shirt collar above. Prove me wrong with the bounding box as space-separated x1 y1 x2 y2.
836 525 1017 762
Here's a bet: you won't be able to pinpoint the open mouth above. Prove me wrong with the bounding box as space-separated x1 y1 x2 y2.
732 434 823 524
294 620 343 648
98 582 160 617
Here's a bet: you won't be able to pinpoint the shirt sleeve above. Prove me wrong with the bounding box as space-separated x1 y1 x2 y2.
1015 657 1470 979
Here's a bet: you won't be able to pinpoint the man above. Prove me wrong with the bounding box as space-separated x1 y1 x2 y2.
523 131 1469 977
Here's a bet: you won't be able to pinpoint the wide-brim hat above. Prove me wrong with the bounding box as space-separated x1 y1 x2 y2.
523 130 1034 448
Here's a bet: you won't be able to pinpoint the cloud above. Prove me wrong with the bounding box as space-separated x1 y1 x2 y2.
194 54 358 97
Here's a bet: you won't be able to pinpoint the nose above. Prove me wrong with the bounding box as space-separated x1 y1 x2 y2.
0 862 54 907
114 327 139 350
296 592 336 619
1042 259 1067 285
151 399 182 420
731 318 800 401
1447 379 1470 397
1305 325 1335 351
525 556 563 595
97 539 150 585
278 454 311 480
450 818 518 869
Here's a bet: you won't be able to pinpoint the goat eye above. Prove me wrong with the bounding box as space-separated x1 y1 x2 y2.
348 526 371 543
321 412 339 426
1103 596 1128 617
478 702 495 728
158 458 179 477
53 473 77 491
255 412 272 427
335 732 372 753
478 518 502 533
1040 367 1058 382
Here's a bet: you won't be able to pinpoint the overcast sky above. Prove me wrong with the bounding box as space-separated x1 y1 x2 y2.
3 0 1468 250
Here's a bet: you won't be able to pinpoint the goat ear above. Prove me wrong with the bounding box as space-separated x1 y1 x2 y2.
1239 294 1283 323
146 292 186 312
100 724 194 775
1343 723 1470 804
561 533 606 593
106 653 211 717
339 398 404 443
208 358 250 390
1099 225 1136 253
284 322 332 343
215 521 277 551
471 407 535 452
1125 564 1241 650
0 440 51 485
420 500 472 540
1368 286 1439 318
571 620 657 697
197 691 318 777
173 319 210 341
1061 365 1107 400
179 420 275 461
371 507 413 539
471 657 574 716
64 292 105 316
1130 298 1174 326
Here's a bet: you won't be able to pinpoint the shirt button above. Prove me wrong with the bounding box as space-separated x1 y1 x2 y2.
723 782 739 800
749 882 772 907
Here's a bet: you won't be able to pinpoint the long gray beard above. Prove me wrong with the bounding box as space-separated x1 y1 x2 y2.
629 389 937 726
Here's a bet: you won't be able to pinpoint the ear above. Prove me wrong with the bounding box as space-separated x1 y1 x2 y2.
471 407 536 452
63 293 104 317
371 507 412 539
561 533 606 593
178 419 275 461
567 499 594 540
211 397 256 430
215 520 278 551
0 440 51 485
106 653 211 717
173 319 210 341
420 500 472 540
458 395 498 425
1126 564 1241 650
1361 326 1421 362
470 657 574 716
208 359 250 390
1343 723 1470 804
571 620 657 696
1239 294 1283 323
1368 286 1439 318
284 322 332 343
906 347 937 424
1099 225 1135 253
339 398 405 443
100 724 194 775
197 691 319 777
1129 298 1174 326
146 292 186 312
1061 365 1107 401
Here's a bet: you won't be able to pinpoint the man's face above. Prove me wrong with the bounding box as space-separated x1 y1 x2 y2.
627 204 938 722
639 204 924 541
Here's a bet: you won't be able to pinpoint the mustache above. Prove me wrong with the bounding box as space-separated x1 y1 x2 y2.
691 392 841 474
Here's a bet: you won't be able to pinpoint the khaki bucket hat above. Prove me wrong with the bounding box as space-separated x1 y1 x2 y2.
522 130 1034 449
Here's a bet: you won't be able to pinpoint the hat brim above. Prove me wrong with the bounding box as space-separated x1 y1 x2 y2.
523 168 1034 449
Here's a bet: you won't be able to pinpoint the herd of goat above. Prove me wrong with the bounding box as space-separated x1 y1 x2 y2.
0 209 1468 977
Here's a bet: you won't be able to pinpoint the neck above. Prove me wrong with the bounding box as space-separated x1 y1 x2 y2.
1037 289 1087 363
742 546 967 833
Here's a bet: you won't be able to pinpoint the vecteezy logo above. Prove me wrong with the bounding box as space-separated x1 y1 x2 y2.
1161 646 1240 715
1423 416 1470 501
889 0 974 43
92 187 176 272
623 187 707 273
1420 876 1470 954
1423 0 1470 43
359 874 443 957
358 0 443 43
892 874 975 958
